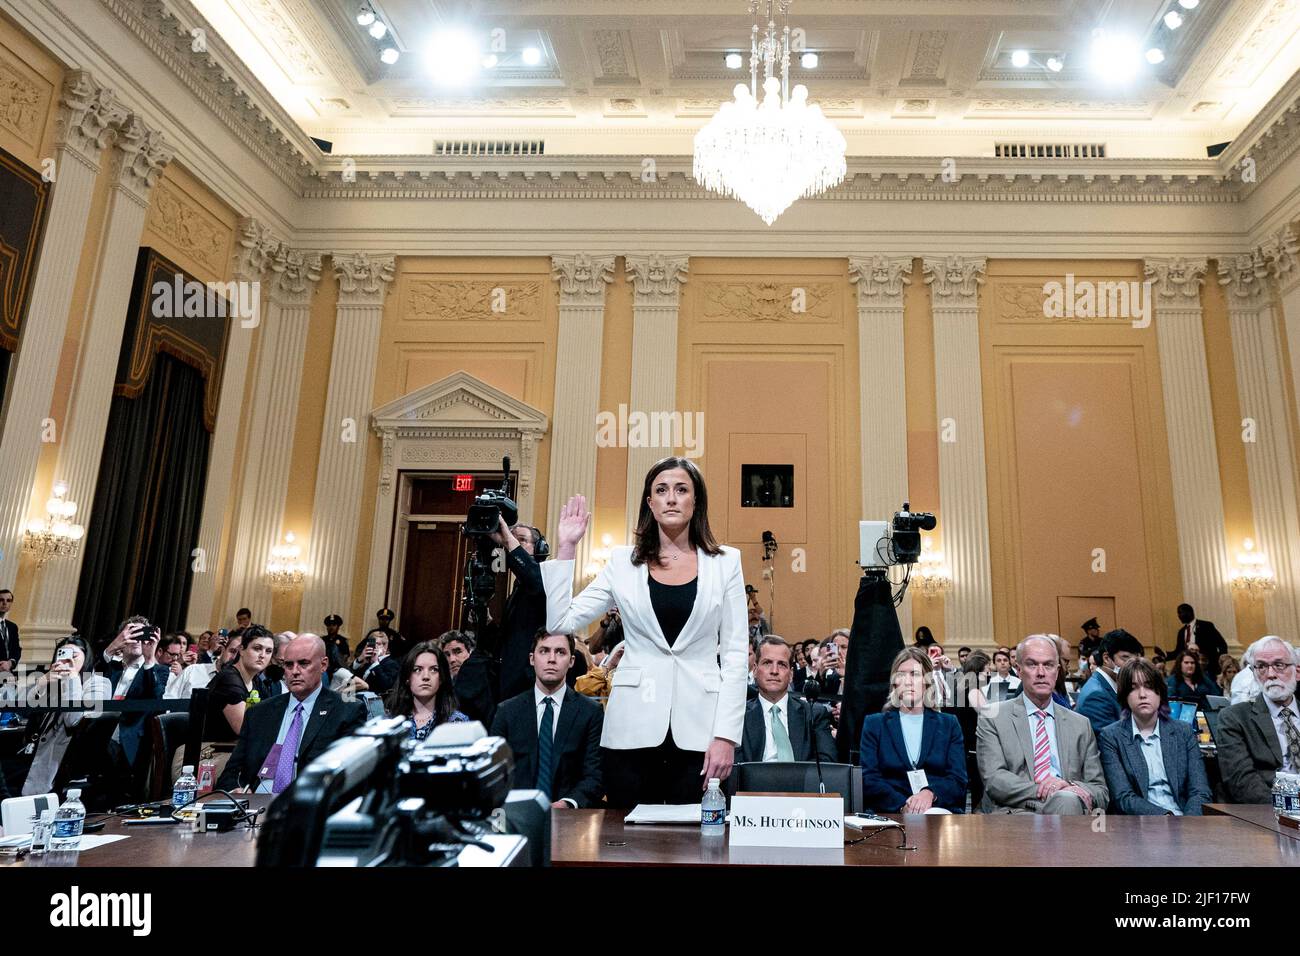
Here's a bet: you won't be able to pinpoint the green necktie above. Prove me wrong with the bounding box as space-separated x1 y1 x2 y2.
771 704 795 761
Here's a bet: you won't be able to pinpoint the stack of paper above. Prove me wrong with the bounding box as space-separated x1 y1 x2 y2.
623 804 706 824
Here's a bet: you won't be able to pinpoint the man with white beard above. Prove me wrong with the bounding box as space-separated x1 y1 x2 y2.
1218 635 1300 803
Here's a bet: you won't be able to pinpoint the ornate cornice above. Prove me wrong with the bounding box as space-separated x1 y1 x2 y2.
625 253 689 304
54 70 127 170
108 112 174 207
551 254 615 304
849 255 914 306
1145 257 1209 309
333 252 395 306
923 255 986 307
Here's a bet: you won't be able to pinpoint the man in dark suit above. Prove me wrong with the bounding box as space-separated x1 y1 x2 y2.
737 636 836 764
1217 636 1300 803
99 618 168 767
1075 629 1144 736
1173 604 1227 679
490 519 550 702
0 589 19 673
218 634 365 792
490 629 603 808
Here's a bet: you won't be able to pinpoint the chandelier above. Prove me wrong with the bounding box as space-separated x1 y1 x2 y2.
693 1 847 225
266 531 308 590
22 482 85 569
914 537 952 599
1230 537 1276 599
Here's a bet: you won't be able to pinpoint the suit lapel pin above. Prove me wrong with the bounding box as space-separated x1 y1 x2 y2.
319 710 328 716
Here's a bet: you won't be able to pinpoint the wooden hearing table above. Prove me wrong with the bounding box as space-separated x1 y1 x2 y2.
1204 803 1300 842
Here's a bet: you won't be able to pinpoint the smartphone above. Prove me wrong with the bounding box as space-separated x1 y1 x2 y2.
55 646 78 662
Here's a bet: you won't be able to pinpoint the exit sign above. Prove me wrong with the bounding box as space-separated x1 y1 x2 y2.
453 474 475 492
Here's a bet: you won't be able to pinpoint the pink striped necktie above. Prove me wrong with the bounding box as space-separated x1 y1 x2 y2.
1032 710 1053 782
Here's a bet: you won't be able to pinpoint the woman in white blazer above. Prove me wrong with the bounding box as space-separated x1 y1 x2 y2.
544 457 749 807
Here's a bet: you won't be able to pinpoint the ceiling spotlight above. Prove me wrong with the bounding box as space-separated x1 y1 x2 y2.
482 53 499 68
381 46 400 65
800 51 819 69
1178 0 1199 8
356 4 375 26
426 28 482 86
522 46 542 65
1046 56 1064 72
1011 49 1030 68
1164 10 1184 29
725 52 743 69
1089 29 1142 82
369 19 387 39
1145 47 1165 64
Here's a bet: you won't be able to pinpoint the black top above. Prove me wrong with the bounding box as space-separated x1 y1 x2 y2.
205 666 255 742
648 575 697 648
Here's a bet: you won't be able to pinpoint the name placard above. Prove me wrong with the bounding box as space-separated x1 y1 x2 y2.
728 793 844 848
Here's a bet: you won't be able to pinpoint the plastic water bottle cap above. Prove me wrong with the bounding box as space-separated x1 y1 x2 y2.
66 789 81 800
708 777 721 788
182 765 194 774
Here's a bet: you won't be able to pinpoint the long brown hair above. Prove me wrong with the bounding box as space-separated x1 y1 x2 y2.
631 456 722 567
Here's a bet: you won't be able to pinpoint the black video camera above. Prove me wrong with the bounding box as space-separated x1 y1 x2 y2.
464 456 518 537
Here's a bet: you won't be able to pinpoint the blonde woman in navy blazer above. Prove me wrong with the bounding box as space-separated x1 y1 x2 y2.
859 647 968 813
543 457 748 808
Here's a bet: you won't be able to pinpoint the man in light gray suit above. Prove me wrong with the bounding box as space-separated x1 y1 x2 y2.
977 634 1108 814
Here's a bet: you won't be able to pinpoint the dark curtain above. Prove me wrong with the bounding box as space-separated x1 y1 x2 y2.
73 353 211 647
0 348 11 422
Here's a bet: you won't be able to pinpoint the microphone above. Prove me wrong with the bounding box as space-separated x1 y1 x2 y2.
802 678 827 795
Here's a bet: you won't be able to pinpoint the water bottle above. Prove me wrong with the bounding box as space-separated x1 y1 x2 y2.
49 789 86 851
701 777 726 834
1273 774 1288 817
173 765 198 809
1285 773 1300 816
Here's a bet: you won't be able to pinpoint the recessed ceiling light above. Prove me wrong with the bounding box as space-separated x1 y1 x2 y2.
426 29 482 86
1046 56 1064 72
725 52 743 69
1145 47 1166 64
482 53 499 68
522 46 542 66
356 4 374 27
381 46 400 65
1178 0 1199 8
1089 30 1142 82
1011 49 1030 68
1164 10 1184 29
369 20 387 39
800 51 819 69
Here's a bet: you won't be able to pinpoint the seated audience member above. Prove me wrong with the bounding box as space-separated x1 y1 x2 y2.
1218 635 1300 803
327 654 367 697
1099 658 1212 816
490 630 604 808
445 629 498 725
1219 654 1241 696
353 631 400 695
737 636 836 764
815 635 843 696
791 641 808 693
745 638 760 701
217 634 366 793
986 649 1022 698
1075 629 1144 735
913 630 956 705
155 632 188 688
574 642 624 701
860 648 967 814
957 650 995 713
195 630 216 664
261 632 293 697
914 626 935 646
1230 642 1262 704
1150 646 1167 668
387 641 468 740
976 634 1108 815
440 630 474 679
1166 648 1220 708
21 636 112 796
957 647 972 667
205 625 275 742
166 629 242 699
100 617 168 771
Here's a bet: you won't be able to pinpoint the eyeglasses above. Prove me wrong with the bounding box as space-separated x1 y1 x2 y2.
1252 660 1295 676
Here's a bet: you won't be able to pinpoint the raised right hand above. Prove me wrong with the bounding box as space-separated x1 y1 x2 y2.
555 494 591 559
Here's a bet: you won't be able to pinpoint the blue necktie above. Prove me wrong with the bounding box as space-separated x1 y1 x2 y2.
537 696 555 798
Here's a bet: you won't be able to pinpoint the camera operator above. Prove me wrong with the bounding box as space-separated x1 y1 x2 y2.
491 516 550 700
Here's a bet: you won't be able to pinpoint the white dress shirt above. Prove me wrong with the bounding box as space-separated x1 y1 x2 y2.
759 692 790 761
1131 717 1181 815
165 662 215 699
1264 694 1300 773
534 684 576 807
1023 698 1063 778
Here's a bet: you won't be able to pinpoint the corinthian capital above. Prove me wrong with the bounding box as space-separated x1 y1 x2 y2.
625 254 689 303
333 252 395 305
230 218 280 281
1144 257 1208 309
55 70 127 169
551 253 615 304
1217 250 1271 310
922 255 986 306
109 113 173 206
849 255 913 306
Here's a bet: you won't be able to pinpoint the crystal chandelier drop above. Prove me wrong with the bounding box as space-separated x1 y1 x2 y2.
22 482 85 569
266 531 308 590
693 1 847 225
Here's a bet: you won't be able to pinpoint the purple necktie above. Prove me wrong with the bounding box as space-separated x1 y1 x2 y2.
273 702 304 794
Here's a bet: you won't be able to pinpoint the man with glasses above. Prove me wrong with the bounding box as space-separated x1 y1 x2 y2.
1218 635 1300 803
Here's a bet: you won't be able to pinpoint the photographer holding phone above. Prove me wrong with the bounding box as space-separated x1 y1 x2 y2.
99 617 168 798
21 636 111 796
543 457 748 808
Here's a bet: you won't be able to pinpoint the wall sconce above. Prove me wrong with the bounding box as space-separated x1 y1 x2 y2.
1230 537 1276 599
914 537 952 599
266 531 308 590
22 481 85 569
583 533 616 581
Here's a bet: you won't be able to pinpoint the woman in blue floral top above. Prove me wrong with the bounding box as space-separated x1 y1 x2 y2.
387 640 468 740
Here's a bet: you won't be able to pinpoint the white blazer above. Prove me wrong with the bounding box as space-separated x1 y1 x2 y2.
542 545 749 752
